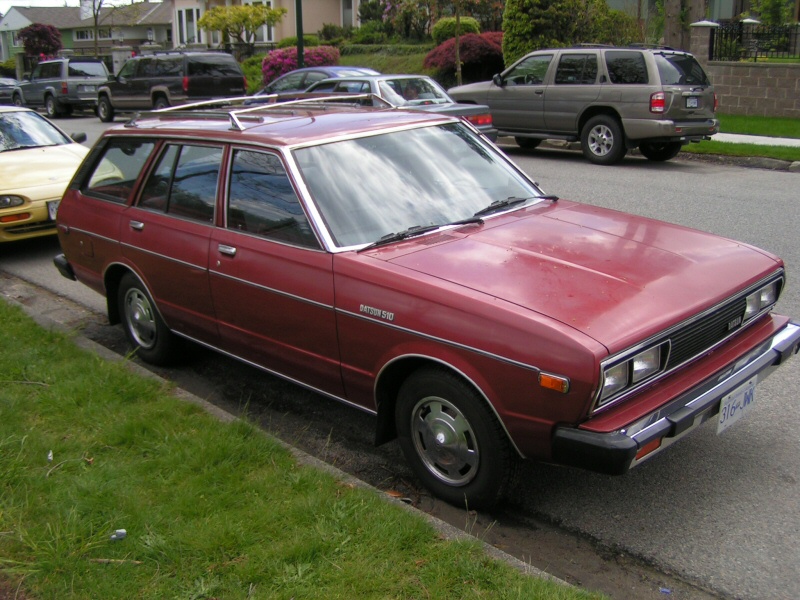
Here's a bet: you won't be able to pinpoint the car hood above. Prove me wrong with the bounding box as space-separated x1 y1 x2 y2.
2 144 87 191
375 201 780 352
446 81 494 103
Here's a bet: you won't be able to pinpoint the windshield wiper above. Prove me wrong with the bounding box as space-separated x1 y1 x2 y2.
473 195 559 218
358 224 441 252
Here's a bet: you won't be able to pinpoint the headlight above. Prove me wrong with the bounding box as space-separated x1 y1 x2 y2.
599 343 666 406
0 195 25 209
744 281 779 322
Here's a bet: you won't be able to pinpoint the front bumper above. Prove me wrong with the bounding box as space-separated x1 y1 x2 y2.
552 320 800 475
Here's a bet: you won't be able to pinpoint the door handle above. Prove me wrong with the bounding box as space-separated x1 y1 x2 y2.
535 90 544 95
218 244 237 257
129 220 144 231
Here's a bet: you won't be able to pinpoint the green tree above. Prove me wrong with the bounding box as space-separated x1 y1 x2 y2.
198 4 287 59
17 23 62 57
749 0 794 25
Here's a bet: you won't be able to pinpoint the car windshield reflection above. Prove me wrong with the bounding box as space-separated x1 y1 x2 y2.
294 123 542 248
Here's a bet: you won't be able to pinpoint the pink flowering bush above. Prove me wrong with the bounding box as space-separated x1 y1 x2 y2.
261 46 341 84
424 32 504 86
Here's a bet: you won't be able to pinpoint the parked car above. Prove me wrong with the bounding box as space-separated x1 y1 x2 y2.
448 46 720 164
96 51 246 122
252 66 381 96
0 106 88 242
0 77 19 104
54 99 800 508
11 57 109 118
304 74 497 140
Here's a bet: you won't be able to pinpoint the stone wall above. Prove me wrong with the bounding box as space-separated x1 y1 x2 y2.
690 22 800 118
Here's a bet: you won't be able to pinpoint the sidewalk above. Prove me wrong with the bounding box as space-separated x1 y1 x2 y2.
715 133 800 147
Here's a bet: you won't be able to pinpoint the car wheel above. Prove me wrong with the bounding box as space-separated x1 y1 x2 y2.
97 96 115 122
118 273 177 365
639 141 683 162
12 94 24 107
515 137 541 150
581 115 626 165
395 367 517 509
45 95 63 118
153 96 169 110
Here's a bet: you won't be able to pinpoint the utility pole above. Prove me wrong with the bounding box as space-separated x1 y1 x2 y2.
295 0 304 68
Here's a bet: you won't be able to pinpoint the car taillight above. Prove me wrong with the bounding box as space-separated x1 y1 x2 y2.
465 113 493 127
714 92 719 112
61 81 68 95
183 76 189 93
650 91 665 114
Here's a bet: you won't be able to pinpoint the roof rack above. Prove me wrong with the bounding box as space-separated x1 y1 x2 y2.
124 93 395 131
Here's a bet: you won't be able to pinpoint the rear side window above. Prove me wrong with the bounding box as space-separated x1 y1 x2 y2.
40 63 61 78
156 58 183 77
68 61 107 77
186 55 241 77
605 51 649 84
555 54 598 85
654 53 710 86
227 150 318 248
82 138 157 204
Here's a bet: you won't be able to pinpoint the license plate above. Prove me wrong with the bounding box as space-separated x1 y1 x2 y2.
79 85 96 92
47 200 59 221
686 97 699 109
717 377 757 434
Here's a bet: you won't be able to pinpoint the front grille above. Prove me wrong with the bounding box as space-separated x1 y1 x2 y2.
666 297 747 369
7 221 57 235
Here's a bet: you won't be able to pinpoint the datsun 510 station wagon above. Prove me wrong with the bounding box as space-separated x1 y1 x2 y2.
54 98 800 508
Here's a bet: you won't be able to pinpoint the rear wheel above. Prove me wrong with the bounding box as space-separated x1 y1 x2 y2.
581 115 626 165
515 137 541 150
117 273 177 365
153 96 169 110
97 96 115 122
12 94 23 107
639 141 683 162
395 367 517 509
45 95 63 118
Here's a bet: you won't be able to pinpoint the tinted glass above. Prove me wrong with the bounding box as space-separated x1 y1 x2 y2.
83 138 156 204
186 55 241 77
554 54 598 85
228 150 318 248
118 59 138 78
655 53 710 86
605 51 649 84
157 58 183 77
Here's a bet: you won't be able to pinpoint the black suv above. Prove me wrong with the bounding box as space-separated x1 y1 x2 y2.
12 57 109 118
97 52 246 122
448 46 719 165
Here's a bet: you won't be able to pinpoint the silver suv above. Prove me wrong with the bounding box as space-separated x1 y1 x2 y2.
448 46 719 165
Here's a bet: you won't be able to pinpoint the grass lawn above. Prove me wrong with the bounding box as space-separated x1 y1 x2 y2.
0 299 605 600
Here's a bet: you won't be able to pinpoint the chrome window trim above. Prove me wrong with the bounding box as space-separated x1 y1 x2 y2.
591 270 785 414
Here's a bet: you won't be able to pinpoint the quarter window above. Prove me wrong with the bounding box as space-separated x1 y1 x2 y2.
227 150 318 248
605 51 649 84
554 54 598 85
82 139 157 204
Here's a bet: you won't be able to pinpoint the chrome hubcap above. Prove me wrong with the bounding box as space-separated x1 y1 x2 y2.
124 288 156 349
588 124 614 156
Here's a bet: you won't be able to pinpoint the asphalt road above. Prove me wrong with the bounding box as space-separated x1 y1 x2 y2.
3 116 799 600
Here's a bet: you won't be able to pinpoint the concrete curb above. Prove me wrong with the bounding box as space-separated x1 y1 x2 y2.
0 272 568 588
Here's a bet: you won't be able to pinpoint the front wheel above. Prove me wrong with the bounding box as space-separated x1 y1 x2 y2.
581 115 626 165
395 367 517 509
117 273 178 365
97 96 115 122
639 141 682 162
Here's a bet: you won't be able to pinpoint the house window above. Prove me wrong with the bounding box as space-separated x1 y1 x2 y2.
177 8 202 45
75 30 94 41
97 29 112 40
244 0 274 43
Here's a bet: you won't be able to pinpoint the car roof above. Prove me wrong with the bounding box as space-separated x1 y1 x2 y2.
102 101 457 148
0 106 34 114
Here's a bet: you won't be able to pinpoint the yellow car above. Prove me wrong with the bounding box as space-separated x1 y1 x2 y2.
0 106 88 242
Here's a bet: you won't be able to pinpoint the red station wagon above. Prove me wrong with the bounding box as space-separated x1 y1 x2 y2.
54 99 800 508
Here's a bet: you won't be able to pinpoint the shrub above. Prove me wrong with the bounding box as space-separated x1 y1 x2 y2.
431 17 481 46
351 21 386 44
276 34 320 49
424 32 505 86
261 45 340 84
1 58 16 77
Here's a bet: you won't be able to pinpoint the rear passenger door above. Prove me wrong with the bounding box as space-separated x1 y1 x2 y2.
209 147 344 397
120 142 222 344
543 52 601 133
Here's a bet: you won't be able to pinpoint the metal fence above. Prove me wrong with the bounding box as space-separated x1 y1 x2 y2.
710 22 800 61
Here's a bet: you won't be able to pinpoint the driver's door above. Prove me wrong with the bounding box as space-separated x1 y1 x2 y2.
487 53 553 132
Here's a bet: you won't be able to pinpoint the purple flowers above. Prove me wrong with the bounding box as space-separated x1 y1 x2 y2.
261 46 341 84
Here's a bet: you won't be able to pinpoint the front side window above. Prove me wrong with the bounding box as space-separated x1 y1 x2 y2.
117 60 138 79
605 51 649 84
504 54 553 86
82 138 157 204
139 144 222 222
554 54 598 85
227 150 318 248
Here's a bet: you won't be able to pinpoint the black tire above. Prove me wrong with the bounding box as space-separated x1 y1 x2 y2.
97 96 115 122
581 115 626 165
12 94 23 107
515 137 541 150
117 273 177 365
395 367 517 509
45 95 63 118
153 96 169 110
639 141 682 162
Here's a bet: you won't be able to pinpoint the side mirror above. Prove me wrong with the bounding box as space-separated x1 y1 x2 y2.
22 73 31 82
492 73 504 87
71 132 88 144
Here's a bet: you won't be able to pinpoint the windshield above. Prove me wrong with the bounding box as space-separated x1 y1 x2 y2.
0 110 72 152
294 123 542 248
